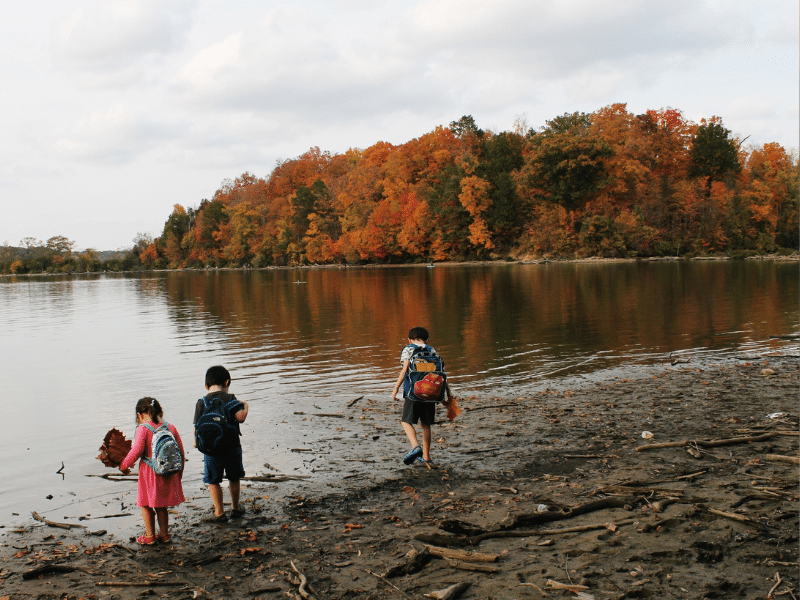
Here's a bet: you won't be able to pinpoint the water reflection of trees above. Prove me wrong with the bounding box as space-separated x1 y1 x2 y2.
158 263 798 382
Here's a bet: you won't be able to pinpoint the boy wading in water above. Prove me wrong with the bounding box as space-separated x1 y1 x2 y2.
391 327 454 466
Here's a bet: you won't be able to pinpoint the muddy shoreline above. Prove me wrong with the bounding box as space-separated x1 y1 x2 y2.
1 357 797 599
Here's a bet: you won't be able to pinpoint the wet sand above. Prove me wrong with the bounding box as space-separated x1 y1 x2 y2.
1 356 797 599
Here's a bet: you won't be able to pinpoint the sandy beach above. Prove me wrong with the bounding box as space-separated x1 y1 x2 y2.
1 355 797 599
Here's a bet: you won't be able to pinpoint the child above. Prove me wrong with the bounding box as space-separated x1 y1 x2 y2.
391 326 454 466
193 365 249 521
119 397 185 545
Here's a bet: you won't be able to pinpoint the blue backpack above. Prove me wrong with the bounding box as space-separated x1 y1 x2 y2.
141 422 183 475
194 395 239 457
403 345 447 402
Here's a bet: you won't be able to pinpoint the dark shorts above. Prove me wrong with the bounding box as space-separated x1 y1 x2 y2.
401 398 436 426
203 446 245 485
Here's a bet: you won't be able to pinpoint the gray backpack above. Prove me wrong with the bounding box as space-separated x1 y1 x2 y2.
142 422 183 475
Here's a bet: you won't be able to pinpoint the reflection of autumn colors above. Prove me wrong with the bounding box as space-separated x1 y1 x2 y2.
136 106 797 269
159 262 798 394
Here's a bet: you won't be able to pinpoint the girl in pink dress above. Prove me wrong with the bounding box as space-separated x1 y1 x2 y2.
120 397 186 545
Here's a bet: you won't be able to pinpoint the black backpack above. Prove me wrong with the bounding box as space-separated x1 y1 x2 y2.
404 345 447 402
194 395 239 457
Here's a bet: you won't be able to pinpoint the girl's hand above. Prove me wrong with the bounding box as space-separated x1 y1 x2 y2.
119 466 131 476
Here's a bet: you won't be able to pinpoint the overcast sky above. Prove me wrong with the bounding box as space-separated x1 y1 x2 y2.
2 0 797 251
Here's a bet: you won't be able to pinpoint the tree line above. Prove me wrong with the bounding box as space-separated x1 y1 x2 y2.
3 103 797 274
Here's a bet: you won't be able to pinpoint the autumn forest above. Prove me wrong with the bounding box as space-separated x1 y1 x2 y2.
3 104 798 274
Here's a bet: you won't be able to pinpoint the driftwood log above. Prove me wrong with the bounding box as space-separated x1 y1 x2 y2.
424 582 472 599
766 454 800 464
424 545 500 562
446 560 501 573
32 511 87 530
22 564 76 580
416 498 639 547
383 547 433 578
96 581 188 587
636 431 777 452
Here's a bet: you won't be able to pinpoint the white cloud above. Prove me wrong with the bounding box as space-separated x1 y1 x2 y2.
52 105 185 164
51 0 197 87
0 0 795 250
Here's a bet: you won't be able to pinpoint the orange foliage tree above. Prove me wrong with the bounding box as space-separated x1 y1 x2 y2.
146 109 796 266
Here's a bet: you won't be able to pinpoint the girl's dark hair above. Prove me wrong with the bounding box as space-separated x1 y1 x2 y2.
135 397 163 424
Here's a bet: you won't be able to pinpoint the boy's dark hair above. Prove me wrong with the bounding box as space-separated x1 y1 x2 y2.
408 327 429 342
136 397 162 424
206 365 231 388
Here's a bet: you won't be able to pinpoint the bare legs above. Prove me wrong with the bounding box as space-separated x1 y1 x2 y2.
401 422 432 461
209 481 241 517
140 507 169 538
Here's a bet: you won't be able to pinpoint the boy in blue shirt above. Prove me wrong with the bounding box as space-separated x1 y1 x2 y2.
391 327 454 466
193 365 249 521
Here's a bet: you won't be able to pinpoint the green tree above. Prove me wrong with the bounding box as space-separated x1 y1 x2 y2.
523 112 613 211
477 132 526 248
449 115 484 139
689 121 741 193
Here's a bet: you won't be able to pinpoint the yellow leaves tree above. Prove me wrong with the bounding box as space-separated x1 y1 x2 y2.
458 175 494 250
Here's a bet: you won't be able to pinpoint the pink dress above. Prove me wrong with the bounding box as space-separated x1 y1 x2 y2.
120 422 186 508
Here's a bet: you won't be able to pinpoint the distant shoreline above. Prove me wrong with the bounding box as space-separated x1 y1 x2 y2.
2 252 798 278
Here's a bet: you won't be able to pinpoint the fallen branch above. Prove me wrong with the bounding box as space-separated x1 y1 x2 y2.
707 508 754 523
85 473 138 481
32 511 87 530
424 582 471 599
519 582 550 596
594 485 684 496
96 581 188 587
501 497 634 529
424 545 500 563
22 564 76 580
766 454 800 465
537 518 636 535
191 554 222 567
446 560 500 573
383 547 433 577
676 470 707 480
416 498 638 547
243 474 311 482
290 560 316 600
768 572 783 599
547 579 590 591
636 431 777 452
347 395 364 408
367 569 414 600
562 454 611 459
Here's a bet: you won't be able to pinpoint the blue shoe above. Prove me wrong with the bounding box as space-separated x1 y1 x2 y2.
403 445 423 465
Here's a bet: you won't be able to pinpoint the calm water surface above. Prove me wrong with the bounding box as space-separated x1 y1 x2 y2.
1 261 797 529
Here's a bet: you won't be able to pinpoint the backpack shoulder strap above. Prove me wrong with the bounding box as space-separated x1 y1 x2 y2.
408 344 426 357
142 422 157 433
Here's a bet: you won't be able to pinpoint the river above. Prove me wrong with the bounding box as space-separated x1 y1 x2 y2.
1 260 797 531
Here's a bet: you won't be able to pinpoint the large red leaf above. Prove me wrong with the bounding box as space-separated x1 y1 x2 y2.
96 428 132 468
